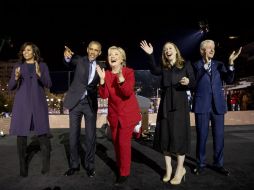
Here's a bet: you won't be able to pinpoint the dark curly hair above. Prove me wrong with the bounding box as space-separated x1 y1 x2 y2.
18 42 41 63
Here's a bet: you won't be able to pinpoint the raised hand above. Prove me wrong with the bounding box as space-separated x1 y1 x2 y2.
204 50 210 64
64 45 74 59
15 67 21 80
35 61 41 77
229 47 242 65
140 40 153 55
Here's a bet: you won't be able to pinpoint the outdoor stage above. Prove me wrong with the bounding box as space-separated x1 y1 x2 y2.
0 124 253 190
47 110 254 129
0 111 253 190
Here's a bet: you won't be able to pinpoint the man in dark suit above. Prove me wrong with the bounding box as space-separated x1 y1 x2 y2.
192 39 241 176
63 41 105 177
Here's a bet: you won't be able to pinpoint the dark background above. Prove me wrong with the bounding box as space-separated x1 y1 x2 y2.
1 2 253 84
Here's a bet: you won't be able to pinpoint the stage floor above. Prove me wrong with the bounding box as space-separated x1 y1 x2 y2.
0 125 254 190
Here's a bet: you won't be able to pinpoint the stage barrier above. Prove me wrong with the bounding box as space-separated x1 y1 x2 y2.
1 111 254 135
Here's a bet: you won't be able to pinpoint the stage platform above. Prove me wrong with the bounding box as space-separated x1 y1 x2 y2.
0 125 253 190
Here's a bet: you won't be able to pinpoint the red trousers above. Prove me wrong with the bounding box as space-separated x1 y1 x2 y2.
110 122 135 176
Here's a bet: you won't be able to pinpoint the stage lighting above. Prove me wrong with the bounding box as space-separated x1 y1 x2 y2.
199 20 209 33
0 130 5 137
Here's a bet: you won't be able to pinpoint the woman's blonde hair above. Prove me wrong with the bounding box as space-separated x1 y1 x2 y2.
108 46 126 66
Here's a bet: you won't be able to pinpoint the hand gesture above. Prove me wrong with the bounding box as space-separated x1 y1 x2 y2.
204 51 210 64
96 65 105 84
229 47 242 65
64 46 74 59
117 67 125 83
179 77 189 86
15 67 21 80
140 40 153 55
35 61 41 77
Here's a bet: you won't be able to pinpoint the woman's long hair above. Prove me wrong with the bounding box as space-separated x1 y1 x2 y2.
161 42 184 69
18 42 41 63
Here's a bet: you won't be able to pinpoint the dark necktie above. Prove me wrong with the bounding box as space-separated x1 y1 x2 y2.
80 62 93 99
88 62 93 82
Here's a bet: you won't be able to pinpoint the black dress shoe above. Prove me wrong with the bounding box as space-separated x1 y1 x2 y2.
213 166 230 176
64 167 80 176
52 186 61 190
42 187 51 190
193 167 205 175
87 169 96 178
41 170 49 175
115 176 128 186
20 172 28 177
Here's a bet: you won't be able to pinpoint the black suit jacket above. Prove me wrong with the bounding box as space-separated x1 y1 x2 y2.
63 55 105 111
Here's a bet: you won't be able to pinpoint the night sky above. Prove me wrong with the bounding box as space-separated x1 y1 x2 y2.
1 2 253 73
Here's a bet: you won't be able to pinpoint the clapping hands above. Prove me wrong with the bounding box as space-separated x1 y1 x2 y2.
35 61 41 77
96 65 105 85
15 67 21 80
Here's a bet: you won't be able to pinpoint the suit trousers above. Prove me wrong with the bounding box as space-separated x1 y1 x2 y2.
69 97 97 171
195 108 225 168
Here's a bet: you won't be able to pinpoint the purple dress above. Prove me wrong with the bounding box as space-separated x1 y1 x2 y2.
8 62 52 136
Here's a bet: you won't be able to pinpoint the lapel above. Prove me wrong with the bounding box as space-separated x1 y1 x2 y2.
211 60 217 82
82 57 90 84
198 60 204 70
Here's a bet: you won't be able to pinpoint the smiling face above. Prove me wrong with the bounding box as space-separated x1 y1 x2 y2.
22 45 35 62
87 41 102 61
200 40 215 59
163 42 177 63
19 42 41 63
107 46 126 71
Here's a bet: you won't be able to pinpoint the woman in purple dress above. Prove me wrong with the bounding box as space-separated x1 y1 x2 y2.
8 42 52 177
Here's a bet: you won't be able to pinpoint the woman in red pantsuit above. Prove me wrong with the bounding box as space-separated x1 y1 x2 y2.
96 46 141 186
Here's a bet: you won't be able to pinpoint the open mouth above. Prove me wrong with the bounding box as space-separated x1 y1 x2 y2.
167 53 172 56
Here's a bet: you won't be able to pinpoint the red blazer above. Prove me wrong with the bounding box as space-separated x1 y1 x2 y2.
98 67 141 128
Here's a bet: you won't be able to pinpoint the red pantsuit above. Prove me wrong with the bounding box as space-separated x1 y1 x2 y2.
98 67 141 176
111 122 135 176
